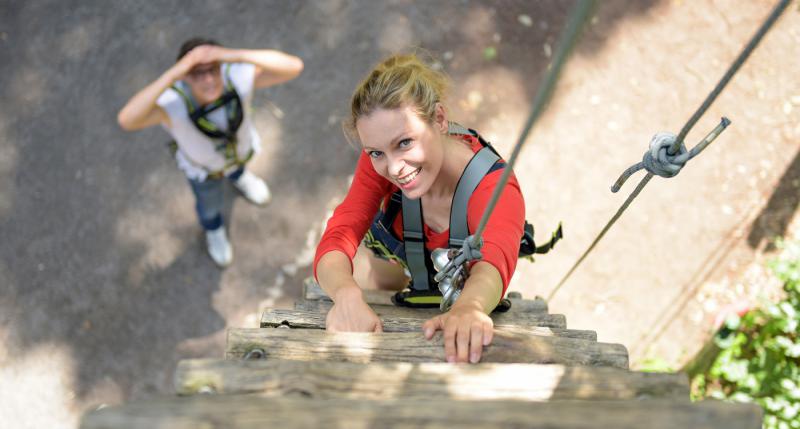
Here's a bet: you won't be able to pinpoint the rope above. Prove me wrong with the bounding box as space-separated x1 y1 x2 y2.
549 0 792 301
433 0 595 307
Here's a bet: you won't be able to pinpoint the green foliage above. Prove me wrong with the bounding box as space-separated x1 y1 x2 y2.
637 356 675 373
691 239 800 429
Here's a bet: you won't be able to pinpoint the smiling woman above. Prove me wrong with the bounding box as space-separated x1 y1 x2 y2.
313 54 526 364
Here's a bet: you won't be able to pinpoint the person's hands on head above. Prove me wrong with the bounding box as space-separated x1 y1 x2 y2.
171 45 229 81
325 285 384 333
422 300 494 364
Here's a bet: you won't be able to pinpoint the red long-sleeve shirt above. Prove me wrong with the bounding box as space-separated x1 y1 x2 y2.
313 135 525 296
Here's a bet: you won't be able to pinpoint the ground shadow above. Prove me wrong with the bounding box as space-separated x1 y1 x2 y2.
747 148 800 251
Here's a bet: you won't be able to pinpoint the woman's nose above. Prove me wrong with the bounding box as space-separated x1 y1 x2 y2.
387 155 405 177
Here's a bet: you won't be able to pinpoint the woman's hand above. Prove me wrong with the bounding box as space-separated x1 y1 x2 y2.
325 286 383 333
422 300 494 363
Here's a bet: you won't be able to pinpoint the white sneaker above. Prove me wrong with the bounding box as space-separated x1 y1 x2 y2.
206 227 233 267
234 170 271 206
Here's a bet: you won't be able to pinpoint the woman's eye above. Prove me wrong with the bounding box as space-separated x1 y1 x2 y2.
368 150 383 159
398 138 412 148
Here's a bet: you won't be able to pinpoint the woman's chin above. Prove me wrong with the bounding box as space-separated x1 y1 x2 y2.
399 181 428 200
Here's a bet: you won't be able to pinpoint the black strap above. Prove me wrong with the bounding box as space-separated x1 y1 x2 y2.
171 64 243 142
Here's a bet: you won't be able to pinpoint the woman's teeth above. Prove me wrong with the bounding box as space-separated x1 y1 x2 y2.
397 168 421 185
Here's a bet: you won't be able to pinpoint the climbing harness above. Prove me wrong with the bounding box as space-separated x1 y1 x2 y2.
548 0 792 301
169 63 254 180
419 0 594 312
365 123 562 311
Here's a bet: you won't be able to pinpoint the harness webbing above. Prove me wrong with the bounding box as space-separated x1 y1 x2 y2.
449 147 500 248
401 122 501 293
170 64 251 177
402 193 429 292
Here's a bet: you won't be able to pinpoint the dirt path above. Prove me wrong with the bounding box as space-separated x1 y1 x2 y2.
1 1 798 427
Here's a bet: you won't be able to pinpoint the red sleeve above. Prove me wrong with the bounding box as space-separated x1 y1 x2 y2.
313 152 394 278
466 168 525 296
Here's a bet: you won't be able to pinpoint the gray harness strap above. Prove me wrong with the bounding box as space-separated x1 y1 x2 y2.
449 147 500 247
401 122 500 292
402 195 429 291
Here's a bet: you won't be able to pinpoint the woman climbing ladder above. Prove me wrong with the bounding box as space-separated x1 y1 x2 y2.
313 54 527 364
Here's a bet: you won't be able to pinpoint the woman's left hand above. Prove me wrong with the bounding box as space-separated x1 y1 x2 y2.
422 301 494 364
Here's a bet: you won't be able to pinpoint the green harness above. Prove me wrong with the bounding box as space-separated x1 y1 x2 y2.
170 64 253 179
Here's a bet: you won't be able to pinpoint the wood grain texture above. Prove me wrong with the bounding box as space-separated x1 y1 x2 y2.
81 395 762 429
261 308 568 330
263 309 594 340
226 328 629 368
175 358 688 400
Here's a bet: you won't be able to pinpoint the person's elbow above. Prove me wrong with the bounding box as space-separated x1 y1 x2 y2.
287 56 304 79
117 109 136 131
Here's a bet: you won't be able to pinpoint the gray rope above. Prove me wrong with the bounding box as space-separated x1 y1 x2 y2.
611 118 731 192
434 0 595 310
472 0 595 243
550 0 791 301
612 0 791 192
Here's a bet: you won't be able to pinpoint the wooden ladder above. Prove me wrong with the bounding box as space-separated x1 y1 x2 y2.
80 279 762 428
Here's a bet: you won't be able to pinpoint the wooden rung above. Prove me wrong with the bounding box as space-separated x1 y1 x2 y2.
81 395 762 429
294 298 546 317
262 309 580 337
272 309 597 341
175 358 688 400
226 328 629 368
302 277 548 313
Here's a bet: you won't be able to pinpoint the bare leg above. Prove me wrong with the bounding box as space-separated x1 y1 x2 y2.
352 243 409 292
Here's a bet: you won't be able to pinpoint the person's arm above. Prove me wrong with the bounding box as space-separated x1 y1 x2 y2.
422 262 501 363
314 152 393 332
215 48 304 89
116 46 213 131
317 250 383 333
422 167 526 364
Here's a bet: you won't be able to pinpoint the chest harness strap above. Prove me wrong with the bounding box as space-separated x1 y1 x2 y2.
392 122 564 310
170 64 253 179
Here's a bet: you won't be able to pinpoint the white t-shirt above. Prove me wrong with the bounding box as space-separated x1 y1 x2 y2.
157 63 261 181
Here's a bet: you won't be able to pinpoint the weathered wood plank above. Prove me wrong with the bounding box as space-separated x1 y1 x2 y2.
302 277 548 312
294 298 547 318
175 358 688 400
263 308 592 339
81 396 762 429
226 329 629 368
262 308 568 330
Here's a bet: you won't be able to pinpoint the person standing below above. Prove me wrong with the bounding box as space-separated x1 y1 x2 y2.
118 38 303 267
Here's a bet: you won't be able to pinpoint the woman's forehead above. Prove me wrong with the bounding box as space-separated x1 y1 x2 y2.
357 106 424 148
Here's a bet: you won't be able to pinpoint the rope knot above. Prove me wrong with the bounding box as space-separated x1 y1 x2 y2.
642 132 689 178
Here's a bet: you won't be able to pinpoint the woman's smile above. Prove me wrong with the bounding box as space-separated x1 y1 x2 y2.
396 167 421 186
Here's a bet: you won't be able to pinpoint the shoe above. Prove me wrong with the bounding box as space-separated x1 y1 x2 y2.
206 227 233 267
234 170 271 205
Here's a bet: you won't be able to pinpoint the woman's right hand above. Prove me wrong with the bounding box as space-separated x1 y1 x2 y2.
325 286 383 333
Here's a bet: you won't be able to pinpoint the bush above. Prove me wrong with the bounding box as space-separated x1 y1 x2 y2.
690 239 800 429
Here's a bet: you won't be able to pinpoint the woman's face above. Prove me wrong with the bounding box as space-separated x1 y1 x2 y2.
356 104 446 199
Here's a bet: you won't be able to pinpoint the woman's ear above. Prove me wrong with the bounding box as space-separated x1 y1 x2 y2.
433 102 448 133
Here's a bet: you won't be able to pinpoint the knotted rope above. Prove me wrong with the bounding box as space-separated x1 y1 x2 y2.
550 0 791 301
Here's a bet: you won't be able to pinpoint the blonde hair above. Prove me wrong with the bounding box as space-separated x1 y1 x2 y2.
345 53 449 144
